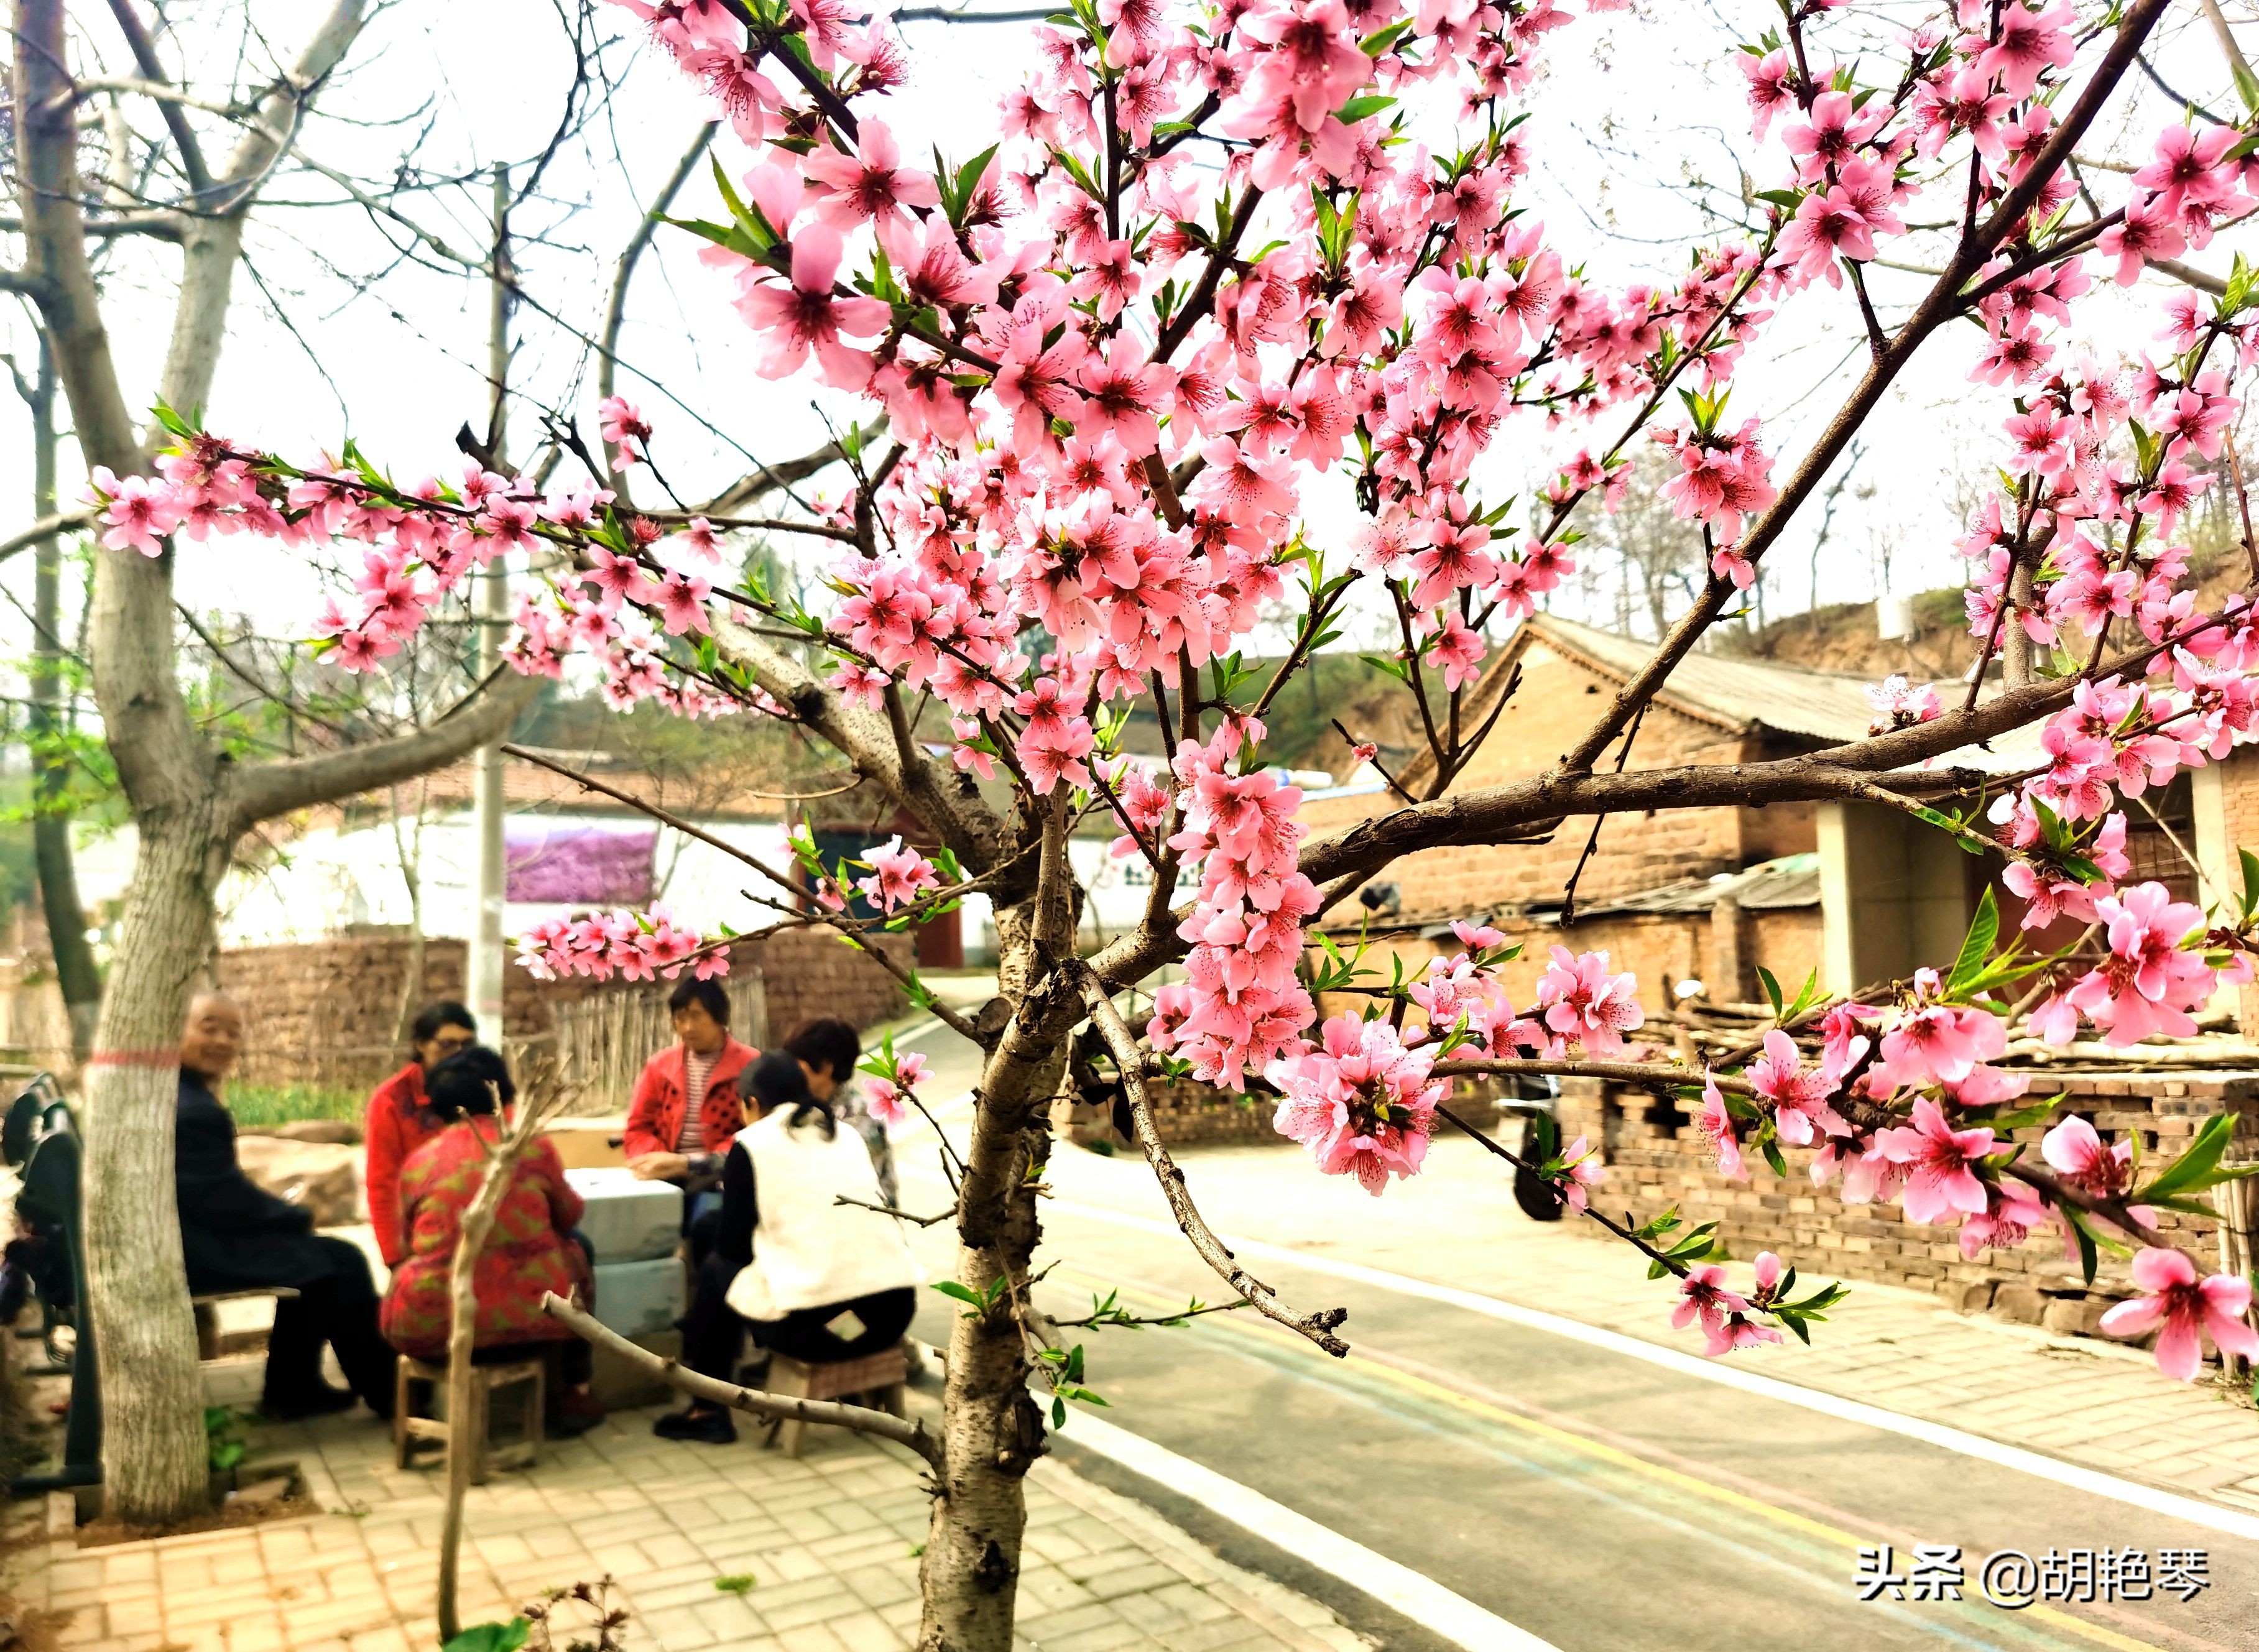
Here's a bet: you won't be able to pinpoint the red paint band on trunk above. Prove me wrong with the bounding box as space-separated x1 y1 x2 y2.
87 1049 184 1068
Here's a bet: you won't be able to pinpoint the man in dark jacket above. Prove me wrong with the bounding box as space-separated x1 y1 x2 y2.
177 993 393 1420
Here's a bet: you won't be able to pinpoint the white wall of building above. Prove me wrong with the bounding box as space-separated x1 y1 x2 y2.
216 810 795 947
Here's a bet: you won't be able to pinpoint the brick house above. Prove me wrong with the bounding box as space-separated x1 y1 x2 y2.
1289 611 2259 1327
1303 612 2209 1018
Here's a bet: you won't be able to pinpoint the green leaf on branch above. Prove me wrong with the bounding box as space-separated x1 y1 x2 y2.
1756 966 1783 1018
2063 1206 2102 1286
1783 967 1821 1022
1946 887 2002 998
1908 802 1984 853
1962 1094 2062 1133
931 1277 1009 1317
2137 1112 2259 1203
1360 17 1412 54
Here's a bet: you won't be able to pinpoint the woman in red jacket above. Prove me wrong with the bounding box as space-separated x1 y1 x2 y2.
380 1046 603 1436
625 978 756 1255
364 1002 478 1268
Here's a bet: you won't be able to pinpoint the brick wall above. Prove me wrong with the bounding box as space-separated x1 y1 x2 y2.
1314 908 1825 1027
1555 1070 2258 1339
218 925 908 1091
751 926 913 1048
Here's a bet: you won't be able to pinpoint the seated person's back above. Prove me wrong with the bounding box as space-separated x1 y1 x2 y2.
655 1053 922 1444
380 1047 590 1360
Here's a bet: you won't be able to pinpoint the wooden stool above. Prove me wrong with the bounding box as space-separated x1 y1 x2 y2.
392 1355 544 1484
760 1345 908 1459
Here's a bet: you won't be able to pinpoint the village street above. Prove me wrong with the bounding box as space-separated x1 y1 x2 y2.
885 1013 2259 1652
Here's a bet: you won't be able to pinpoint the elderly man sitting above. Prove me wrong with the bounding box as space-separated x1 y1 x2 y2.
177 992 393 1421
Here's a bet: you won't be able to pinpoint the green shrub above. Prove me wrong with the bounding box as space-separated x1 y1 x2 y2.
224 1084 366 1130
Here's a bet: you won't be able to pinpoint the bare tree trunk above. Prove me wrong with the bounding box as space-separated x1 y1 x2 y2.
81 805 228 1523
917 907 1067 1652
18 329 103 1059
434 1066 581 1638
14 0 213 1525
14 0 531 1528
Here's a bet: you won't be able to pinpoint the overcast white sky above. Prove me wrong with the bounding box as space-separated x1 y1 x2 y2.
0 0 2248 685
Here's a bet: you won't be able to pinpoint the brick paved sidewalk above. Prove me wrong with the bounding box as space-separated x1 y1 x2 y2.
17 1375 1367 1652
1035 1132 2259 1513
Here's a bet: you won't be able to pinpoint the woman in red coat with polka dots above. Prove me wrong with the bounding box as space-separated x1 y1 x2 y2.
379 1046 603 1436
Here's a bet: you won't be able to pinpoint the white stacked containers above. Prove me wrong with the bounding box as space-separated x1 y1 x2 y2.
567 1167 685 1338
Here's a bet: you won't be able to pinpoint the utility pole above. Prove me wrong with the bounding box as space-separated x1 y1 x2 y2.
464 164 513 1041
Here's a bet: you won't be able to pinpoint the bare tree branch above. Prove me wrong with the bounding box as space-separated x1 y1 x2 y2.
100 1 212 199
0 507 90 562
599 118 717 499
543 1292 943 1464
228 671 538 827
1076 967 1352 1357
696 419 890 517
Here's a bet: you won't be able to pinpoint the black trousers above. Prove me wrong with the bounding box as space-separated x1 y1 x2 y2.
682 1251 915 1383
265 1236 395 1416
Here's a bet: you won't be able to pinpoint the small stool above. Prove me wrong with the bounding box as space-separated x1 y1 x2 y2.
759 1345 908 1459
392 1355 544 1484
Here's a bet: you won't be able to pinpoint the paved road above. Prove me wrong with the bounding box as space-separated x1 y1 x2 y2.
881 1013 2258 1652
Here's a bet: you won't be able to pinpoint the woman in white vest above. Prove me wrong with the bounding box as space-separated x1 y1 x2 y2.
654 1051 923 1444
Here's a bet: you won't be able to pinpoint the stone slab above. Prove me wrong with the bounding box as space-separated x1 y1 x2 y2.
591 1254 686 1338
570 1166 683 1262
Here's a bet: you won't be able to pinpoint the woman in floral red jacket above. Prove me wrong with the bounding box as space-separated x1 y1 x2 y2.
380 1046 603 1436
363 1002 478 1268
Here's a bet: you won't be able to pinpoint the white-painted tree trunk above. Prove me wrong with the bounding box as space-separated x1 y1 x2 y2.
81 806 228 1523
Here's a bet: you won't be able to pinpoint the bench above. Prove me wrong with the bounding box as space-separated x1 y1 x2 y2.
758 1345 908 1459
392 1356 545 1484
191 1288 300 1361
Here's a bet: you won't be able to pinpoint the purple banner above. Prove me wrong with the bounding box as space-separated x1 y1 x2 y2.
505 822 658 905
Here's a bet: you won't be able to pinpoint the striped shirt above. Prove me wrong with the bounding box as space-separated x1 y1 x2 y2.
680 1048 716 1153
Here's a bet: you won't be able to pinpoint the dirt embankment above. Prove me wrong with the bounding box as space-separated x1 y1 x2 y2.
1727 553 2248 681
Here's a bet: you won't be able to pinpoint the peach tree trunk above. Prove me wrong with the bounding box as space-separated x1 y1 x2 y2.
916 909 1071 1651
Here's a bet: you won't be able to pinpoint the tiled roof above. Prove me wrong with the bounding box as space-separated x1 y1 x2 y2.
1578 852 1822 916
1529 615 1882 743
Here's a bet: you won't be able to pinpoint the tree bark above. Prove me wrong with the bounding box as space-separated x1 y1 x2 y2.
15 0 211 1526
21 328 102 1058
917 908 1070 1652
437 1123 517 1646
14 0 552 1530
81 801 229 1523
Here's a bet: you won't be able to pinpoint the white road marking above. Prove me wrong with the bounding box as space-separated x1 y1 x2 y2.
1036 1196 2259 1547
1054 1400 1563 1651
